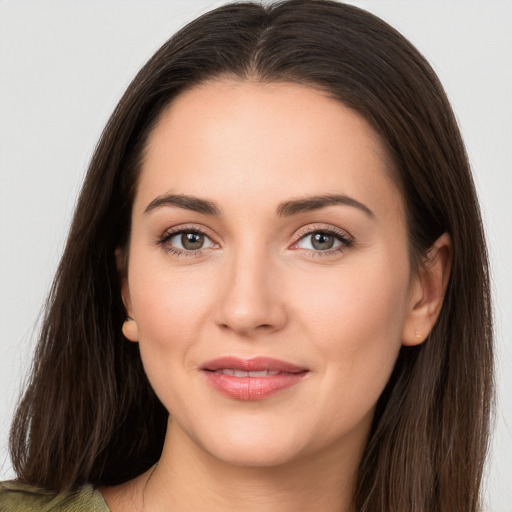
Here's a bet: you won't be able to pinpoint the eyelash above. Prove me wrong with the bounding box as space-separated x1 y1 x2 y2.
156 225 217 257
291 225 354 257
156 225 354 258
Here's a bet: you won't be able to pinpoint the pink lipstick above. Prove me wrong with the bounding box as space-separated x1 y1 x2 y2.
201 357 308 400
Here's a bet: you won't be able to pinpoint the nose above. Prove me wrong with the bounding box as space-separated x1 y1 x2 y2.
214 247 288 337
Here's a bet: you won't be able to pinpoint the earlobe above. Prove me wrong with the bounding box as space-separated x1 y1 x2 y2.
122 316 139 342
401 232 452 346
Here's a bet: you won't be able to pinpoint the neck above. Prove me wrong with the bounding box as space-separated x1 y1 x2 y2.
139 417 364 512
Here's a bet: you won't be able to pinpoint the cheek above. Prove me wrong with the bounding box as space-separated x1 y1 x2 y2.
299 256 408 334
129 251 216 335
126 252 230 367
292 253 410 399
127 264 217 412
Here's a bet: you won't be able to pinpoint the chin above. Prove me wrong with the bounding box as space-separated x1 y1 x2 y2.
206 438 302 469
188 417 315 469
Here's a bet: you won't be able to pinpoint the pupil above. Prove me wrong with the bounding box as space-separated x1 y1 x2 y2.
181 232 204 250
312 232 334 250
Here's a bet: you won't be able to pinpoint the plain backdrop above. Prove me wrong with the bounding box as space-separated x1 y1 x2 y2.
0 1 511 510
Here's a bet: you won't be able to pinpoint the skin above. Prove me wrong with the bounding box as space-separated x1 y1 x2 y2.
103 80 451 512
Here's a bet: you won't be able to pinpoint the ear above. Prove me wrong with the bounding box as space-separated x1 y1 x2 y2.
401 232 452 346
115 248 139 342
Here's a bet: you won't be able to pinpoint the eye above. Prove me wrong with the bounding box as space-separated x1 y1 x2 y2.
170 231 212 251
293 228 353 254
158 228 216 255
298 232 340 251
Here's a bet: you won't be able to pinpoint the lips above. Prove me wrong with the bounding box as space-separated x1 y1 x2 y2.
201 357 308 400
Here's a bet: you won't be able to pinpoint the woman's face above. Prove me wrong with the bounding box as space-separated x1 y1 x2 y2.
121 80 423 468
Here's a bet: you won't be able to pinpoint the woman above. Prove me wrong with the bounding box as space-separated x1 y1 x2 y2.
0 1 493 511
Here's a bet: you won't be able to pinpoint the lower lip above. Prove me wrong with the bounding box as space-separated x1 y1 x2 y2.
203 371 307 400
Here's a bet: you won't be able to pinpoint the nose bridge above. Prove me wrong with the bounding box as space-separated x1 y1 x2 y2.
215 239 285 335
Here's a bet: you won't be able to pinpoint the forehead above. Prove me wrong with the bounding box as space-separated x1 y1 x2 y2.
135 79 403 223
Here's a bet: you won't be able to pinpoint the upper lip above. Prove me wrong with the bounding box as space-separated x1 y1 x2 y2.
201 356 307 373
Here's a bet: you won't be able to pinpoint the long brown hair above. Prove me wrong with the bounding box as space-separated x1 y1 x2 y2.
9 1 493 510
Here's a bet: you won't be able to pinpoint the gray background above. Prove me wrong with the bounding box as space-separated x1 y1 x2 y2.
0 1 510 510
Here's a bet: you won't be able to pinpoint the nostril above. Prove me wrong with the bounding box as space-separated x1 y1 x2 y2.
218 322 272 330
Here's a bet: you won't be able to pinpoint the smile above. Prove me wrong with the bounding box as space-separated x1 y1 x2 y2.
212 369 282 377
202 357 308 400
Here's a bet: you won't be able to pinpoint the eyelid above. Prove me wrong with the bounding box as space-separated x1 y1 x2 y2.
155 224 220 255
293 223 354 243
158 223 219 240
290 224 354 254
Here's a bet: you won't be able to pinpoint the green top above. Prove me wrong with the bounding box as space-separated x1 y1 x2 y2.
0 481 111 512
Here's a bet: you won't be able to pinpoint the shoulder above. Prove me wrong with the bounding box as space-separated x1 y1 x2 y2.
0 481 111 512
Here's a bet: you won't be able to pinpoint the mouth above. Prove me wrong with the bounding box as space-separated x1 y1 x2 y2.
201 357 308 401
210 369 283 377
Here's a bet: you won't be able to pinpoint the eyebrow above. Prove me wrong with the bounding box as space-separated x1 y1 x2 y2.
144 192 374 219
144 193 220 215
276 194 374 218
